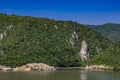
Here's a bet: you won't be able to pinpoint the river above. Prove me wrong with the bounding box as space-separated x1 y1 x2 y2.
0 70 120 80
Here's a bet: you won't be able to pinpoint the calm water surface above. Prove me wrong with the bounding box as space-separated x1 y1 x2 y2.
0 70 120 80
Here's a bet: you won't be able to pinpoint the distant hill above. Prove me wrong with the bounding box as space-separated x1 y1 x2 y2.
0 13 110 67
87 23 120 41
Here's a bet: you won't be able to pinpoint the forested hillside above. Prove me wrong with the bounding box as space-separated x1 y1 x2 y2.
87 23 120 41
88 41 120 70
0 14 113 67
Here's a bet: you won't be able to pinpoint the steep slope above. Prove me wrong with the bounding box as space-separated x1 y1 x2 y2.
88 41 120 70
87 23 120 41
0 14 110 67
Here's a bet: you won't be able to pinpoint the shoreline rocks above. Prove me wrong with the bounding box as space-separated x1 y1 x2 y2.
0 64 115 72
85 65 113 71
0 63 56 72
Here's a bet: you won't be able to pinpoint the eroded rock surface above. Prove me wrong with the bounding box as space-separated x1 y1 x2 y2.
80 40 89 61
0 63 56 72
69 31 78 47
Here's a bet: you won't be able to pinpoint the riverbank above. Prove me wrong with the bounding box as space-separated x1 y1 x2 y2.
0 64 119 72
56 67 85 70
0 63 56 72
56 65 114 72
84 65 113 71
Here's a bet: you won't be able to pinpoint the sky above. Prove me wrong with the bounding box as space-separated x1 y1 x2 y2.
0 0 120 25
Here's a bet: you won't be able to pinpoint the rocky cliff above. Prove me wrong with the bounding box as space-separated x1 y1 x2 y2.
80 40 89 61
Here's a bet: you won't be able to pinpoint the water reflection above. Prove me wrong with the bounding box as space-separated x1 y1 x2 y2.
0 70 120 80
80 70 87 80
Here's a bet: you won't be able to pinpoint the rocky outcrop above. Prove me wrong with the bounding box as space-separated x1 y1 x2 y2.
0 24 13 56
3 31 6 37
0 32 6 41
69 31 78 47
85 65 113 71
0 65 13 71
80 40 89 61
7 24 13 29
0 24 13 41
0 63 56 72
54 25 58 29
0 33 4 40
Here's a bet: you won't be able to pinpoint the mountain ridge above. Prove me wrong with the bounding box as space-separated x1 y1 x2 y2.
87 23 120 41
0 13 116 68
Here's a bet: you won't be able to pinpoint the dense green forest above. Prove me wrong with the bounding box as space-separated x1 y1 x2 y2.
87 23 120 41
0 13 119 69
87 41 120 71
0 14 110 66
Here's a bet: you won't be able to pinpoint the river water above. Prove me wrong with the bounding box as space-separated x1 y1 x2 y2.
0 70 120 80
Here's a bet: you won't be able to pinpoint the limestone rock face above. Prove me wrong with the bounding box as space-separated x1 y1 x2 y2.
69 31 78 47
54 25 58 29
0 24 13 41
0 33 3 40
80 40 89 61
7 24 13 29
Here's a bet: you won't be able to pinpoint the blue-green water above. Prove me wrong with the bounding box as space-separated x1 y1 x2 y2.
0 70 120 80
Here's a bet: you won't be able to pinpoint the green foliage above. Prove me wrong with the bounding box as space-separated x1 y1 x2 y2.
87 23 120 41
87 41 120 68
0 13 110 67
